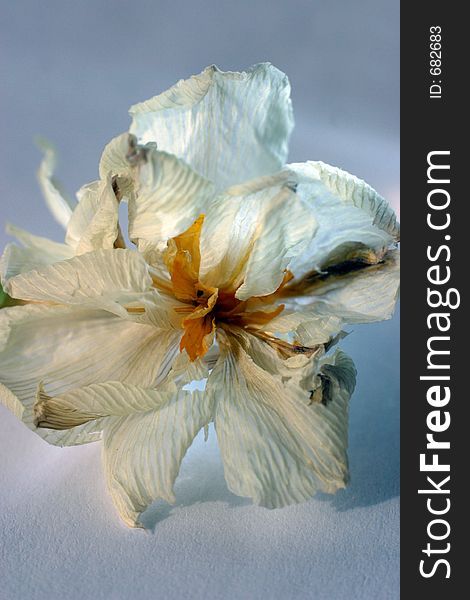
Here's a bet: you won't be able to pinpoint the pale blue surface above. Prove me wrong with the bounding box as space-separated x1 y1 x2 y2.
0 1 399 599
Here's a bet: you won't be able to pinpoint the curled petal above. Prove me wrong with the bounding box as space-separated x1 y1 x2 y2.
99 133 133 181
36 138 74 228
305 249 400 324
285 161 399 278
1 224 73 285
65 178 122 254
98 133 136 203
270 249 400 345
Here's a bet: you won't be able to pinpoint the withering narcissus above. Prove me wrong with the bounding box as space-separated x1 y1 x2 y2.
0 64 399 527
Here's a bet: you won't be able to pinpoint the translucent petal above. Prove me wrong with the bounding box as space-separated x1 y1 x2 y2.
5 249 153 318
199 176 316 298
1 224 73 285
129 63 294 189
129 148 214 251
36 138 74 228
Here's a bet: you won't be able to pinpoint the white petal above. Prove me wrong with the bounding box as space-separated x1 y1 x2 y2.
208 335 355 507
1 224 73 285
165 348 211 389
225 326 320 384
286 161 399 276
65 180 100 246
307 248 400 324
30 382 211 526
99 385 212 527
5 223 74 259
65 178 121 254
199 176 316 298
270 249 400 345
268 309 344 346
129 148 214 251
34 381 173 423
36 138 74 228
5 249 152 317
235 187 316 300
129 63 294 189
98 133 132 180
132 291 184 331
0 304 178 446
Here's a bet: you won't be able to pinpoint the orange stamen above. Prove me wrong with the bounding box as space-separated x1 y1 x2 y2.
164 216 294 361
165 215 205 302
180 315 215 361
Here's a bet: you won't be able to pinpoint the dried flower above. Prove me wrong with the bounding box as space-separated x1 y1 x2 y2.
0 64 399 527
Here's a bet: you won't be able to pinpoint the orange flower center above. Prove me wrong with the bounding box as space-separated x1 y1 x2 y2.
163 215 291 361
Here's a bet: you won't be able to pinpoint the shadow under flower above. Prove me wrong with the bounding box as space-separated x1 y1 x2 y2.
140 430 248 531
141 399 399 531
316 407 400 512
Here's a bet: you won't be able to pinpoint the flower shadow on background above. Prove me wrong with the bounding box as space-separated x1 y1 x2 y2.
139 433 249 530
141 402 399 532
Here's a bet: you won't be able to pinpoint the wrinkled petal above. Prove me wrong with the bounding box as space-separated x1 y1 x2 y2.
199 176 316 298
129 148 214 253
165 349 211 389
129 63 294 189
207 334 355 507
306 248 400 324
36 138 74 228
268 309 344 346
34 381 173 427
98 133 136 202
5 249 153 318
99 133 133 181
0 304 179 446
286 161 399 277
270 249 400 345
1 224 73 285
225 327 323 384
103 385 213 527
65 177 122 254
131 291 185 331
36 382 213 526
235 189 315 301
